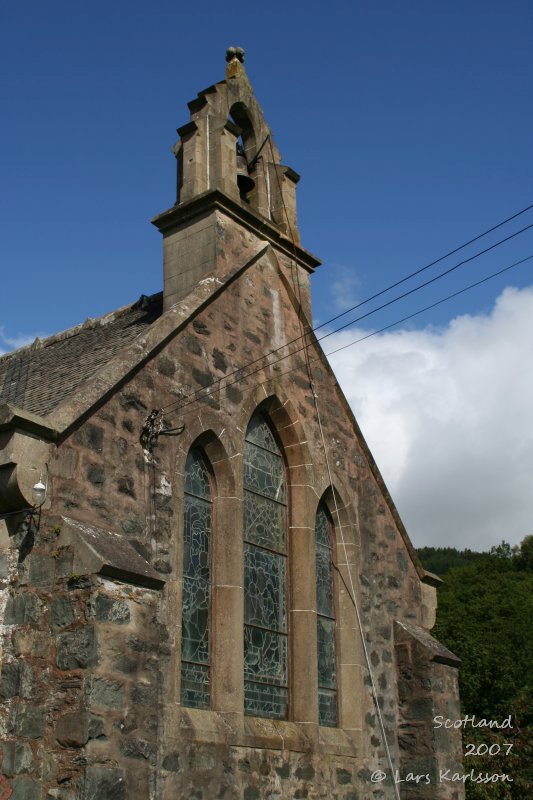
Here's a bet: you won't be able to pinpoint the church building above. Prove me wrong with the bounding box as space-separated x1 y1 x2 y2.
0 49 463 800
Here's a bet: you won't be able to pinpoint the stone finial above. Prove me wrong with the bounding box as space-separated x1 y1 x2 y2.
226 46 245 63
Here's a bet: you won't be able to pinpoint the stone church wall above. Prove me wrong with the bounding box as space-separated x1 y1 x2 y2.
0 231 459 798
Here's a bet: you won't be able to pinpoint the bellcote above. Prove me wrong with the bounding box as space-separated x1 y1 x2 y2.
173 48 301 241
152 49 320 313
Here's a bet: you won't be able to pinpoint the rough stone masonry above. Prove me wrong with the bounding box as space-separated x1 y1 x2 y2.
0 49 464 799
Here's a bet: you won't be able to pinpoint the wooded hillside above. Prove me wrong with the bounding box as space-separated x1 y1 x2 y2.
417 538 532 798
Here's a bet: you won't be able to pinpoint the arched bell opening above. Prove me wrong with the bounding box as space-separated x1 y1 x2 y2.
229 102 260 207
235 138 255 204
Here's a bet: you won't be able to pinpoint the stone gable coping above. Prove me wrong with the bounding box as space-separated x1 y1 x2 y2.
0 403 58 441
45 242 270 436
395 620 461 667
60 516 165 589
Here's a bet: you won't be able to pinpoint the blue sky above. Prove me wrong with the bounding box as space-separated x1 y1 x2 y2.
1 1 532 549
1 0 531 339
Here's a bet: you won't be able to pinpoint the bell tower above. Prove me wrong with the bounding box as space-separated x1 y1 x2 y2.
152 48 320 316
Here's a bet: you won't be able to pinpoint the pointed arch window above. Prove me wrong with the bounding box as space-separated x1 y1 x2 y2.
180 448 212 709
243 412 288 719
316 502 338 726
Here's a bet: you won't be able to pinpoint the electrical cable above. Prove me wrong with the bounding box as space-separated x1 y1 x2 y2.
159 213 533 415
316 223 533 343
158 252 533 427
312 203 533 335
164 203 533 292
322 253 533 359
159 235 533 419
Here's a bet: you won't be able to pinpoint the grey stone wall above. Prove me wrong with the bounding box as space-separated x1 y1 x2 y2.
0 228 461 798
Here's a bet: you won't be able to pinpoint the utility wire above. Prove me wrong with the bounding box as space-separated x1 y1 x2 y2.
164 203 533 306
159 221 533 416
323 253 533 359
159 253 533 424
316 222 533 344
312 203 533 334
159 203 532 411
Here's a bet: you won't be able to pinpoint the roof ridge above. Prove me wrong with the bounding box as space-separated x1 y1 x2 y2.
0 292 163 363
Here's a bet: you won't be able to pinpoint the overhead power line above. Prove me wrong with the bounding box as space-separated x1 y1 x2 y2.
160 215 533 415
159 253 533 422
314 202 533 334
323 253 533 359
317 222 533 343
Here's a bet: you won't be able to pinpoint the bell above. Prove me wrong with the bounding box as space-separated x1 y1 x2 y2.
236 148 255 199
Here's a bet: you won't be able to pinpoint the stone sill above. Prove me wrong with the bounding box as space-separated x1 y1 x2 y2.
172 707 363 757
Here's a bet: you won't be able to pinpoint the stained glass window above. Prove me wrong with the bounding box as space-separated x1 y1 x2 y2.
243 412 288 719
181 448 212 709
316 503 338 726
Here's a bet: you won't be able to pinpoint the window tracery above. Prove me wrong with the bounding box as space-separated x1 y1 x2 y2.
243 412 288 718
316 502 338 726
180 448 212 708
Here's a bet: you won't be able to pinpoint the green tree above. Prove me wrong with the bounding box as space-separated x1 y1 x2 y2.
419 538 533 798
417 545 486 576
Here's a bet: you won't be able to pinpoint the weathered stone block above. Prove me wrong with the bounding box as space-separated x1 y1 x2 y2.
11 777 40 800
182 334 202 355
157 357 176 377
56 626 98 670
162 752 180 772
88 715 105 740
397 549 408 573
404 697 434 720
41 750 58 783
87 465 105 485
85 676 124 709
51 597 75 629
0 553 9 580
13 629 49 659
9 705 45 738
114 654 137 674
119 393 147 413
0 740 34 776
275 762 290 778
192 319 210 336
121 517 143 535
131 684 157 706
295 763 314 780
336 768 352 784
118 738 156 764
95 595 130 624
4 593 41 625
76 766 126 800
0 662 20 699
46 789 73 800
55 712 89 748
74 424 104 453
28 554 55 588
117 477 135 497
191 368 213 388
18 663 35 700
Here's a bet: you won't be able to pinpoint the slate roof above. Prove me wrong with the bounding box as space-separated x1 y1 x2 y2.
0 293 163 418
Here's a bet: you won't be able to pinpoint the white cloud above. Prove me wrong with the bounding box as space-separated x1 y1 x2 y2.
326 286 533 551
